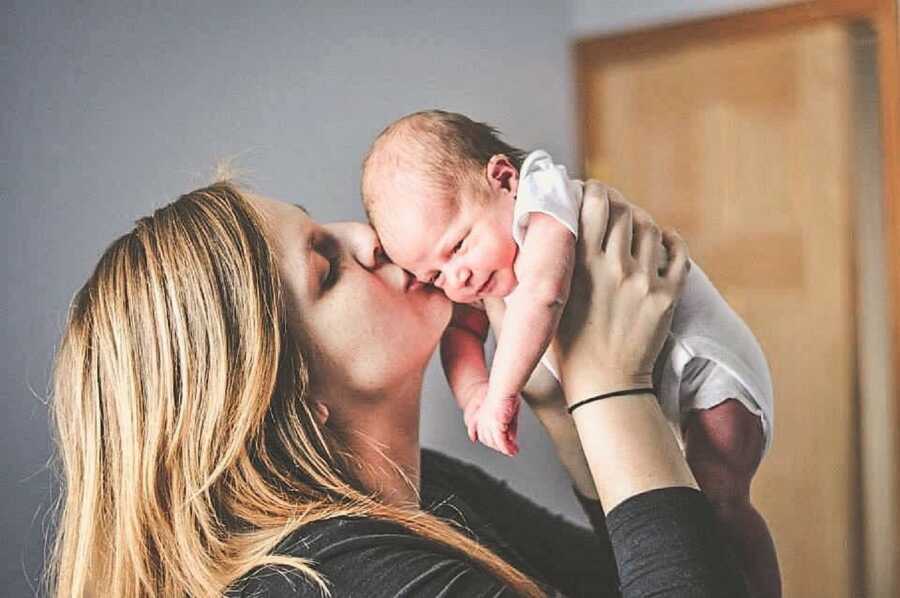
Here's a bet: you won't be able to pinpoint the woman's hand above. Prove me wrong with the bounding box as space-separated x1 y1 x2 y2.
556 181 690 405
549 181 697 513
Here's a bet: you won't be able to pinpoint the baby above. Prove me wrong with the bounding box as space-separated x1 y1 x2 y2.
362 110 781 597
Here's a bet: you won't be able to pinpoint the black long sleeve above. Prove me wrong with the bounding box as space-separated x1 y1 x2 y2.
229 451 748 597
607 487 750 598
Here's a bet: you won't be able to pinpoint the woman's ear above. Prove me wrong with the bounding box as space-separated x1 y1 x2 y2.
485 154 519 196
312 400 330 425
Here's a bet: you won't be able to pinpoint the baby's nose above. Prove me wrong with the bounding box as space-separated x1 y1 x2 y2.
451 267 473 288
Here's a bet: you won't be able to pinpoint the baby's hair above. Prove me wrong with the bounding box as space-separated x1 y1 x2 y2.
361 110 526 224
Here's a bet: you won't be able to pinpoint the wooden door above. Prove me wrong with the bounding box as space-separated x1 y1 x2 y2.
578 22 858 597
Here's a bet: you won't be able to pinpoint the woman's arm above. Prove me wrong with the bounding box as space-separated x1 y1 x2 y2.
554 181 749 596
507 182 694 510
556 182 696 510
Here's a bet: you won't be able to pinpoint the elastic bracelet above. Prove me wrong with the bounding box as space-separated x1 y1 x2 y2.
567 387 656 414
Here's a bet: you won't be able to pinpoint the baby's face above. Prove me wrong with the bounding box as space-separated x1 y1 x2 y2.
377 182 519 304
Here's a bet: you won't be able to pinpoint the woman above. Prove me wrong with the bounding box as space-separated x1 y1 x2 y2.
48 179 747 597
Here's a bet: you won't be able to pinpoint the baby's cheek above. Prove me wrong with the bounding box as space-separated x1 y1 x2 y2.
496 237 520 269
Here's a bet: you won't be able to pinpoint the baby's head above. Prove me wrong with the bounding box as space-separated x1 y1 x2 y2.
362 110 526 303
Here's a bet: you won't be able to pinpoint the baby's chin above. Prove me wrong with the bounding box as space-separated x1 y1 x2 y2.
479 270 517 299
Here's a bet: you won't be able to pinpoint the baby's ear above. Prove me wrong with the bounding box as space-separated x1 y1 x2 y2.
485 154 518 195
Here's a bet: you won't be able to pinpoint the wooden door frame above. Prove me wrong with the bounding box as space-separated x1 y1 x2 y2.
574 0 900 583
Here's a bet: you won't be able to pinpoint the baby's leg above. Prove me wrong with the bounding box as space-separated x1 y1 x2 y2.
683 399 781 598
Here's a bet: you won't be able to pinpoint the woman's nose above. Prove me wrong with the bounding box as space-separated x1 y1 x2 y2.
327 222 387 269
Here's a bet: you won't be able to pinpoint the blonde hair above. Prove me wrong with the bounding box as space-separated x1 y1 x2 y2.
47 181 544 597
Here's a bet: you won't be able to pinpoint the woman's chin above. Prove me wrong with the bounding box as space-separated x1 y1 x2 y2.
412 290 453 350
426 290 454 333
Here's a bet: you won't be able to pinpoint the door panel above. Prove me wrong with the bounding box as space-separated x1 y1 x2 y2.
580 23 856 597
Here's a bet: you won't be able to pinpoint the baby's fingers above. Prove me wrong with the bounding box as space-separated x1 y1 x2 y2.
467 416 479 443
487 424 515 457
502 423 519 457
463 399 481 442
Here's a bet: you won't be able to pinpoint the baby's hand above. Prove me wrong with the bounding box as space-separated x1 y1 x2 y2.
465 390 521 457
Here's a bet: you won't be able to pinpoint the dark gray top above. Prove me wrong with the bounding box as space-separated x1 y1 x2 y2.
228 450 747 597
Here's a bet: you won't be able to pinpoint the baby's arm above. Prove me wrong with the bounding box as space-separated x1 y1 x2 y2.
482 213 576 421
440 302 491 411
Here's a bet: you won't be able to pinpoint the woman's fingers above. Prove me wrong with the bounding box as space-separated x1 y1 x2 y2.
660 228 691 292
604 198 635 263
634 214 663 273
579 180 611 256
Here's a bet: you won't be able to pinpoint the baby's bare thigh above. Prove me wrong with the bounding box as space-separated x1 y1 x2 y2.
683 399 765 500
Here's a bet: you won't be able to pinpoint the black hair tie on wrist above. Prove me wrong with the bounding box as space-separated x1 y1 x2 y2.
567 387 656 414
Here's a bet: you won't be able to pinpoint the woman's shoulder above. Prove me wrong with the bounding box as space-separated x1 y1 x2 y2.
420 448 508 500
226 452 516 597
228 513 510 597
419 448 562 528
225 518 400 596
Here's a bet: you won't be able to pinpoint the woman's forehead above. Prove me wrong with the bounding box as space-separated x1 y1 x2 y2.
247 194 325 301
247 195 319 271
250 193 305 218
250 195 313 234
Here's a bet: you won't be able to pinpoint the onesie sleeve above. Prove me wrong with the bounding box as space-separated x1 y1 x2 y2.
513 150 584 247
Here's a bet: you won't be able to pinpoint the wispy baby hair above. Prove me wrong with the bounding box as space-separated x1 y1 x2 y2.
361 109 526 224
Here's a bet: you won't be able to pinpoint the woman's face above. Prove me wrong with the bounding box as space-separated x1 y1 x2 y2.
251 195 452 397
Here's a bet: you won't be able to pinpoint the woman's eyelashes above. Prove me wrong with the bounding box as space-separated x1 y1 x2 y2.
321 253 340 289
315 235 342 290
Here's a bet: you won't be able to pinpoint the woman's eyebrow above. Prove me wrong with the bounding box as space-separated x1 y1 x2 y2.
293 203 309 215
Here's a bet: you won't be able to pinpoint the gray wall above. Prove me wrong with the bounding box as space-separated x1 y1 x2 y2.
2 0 814 593
1 1 576 593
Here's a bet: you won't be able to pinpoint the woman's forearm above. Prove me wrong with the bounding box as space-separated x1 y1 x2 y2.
520 366 599 500
529 379 698 511
569 392 698 514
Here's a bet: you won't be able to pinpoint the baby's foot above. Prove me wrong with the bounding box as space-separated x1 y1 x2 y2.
466 393 521 456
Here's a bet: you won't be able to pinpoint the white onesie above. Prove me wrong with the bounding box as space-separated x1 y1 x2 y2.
510 150 775 453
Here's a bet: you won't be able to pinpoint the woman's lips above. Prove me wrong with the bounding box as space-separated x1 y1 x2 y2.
404 270 428 293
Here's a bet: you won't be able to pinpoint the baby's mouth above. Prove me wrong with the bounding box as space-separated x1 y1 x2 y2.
476 272 495 296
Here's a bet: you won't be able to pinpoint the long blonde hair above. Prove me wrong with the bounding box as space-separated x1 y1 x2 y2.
47 181 544 597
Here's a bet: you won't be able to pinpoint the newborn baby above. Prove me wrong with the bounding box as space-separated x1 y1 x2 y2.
362 110 774 453
362 117 583 456
361 110 781 596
